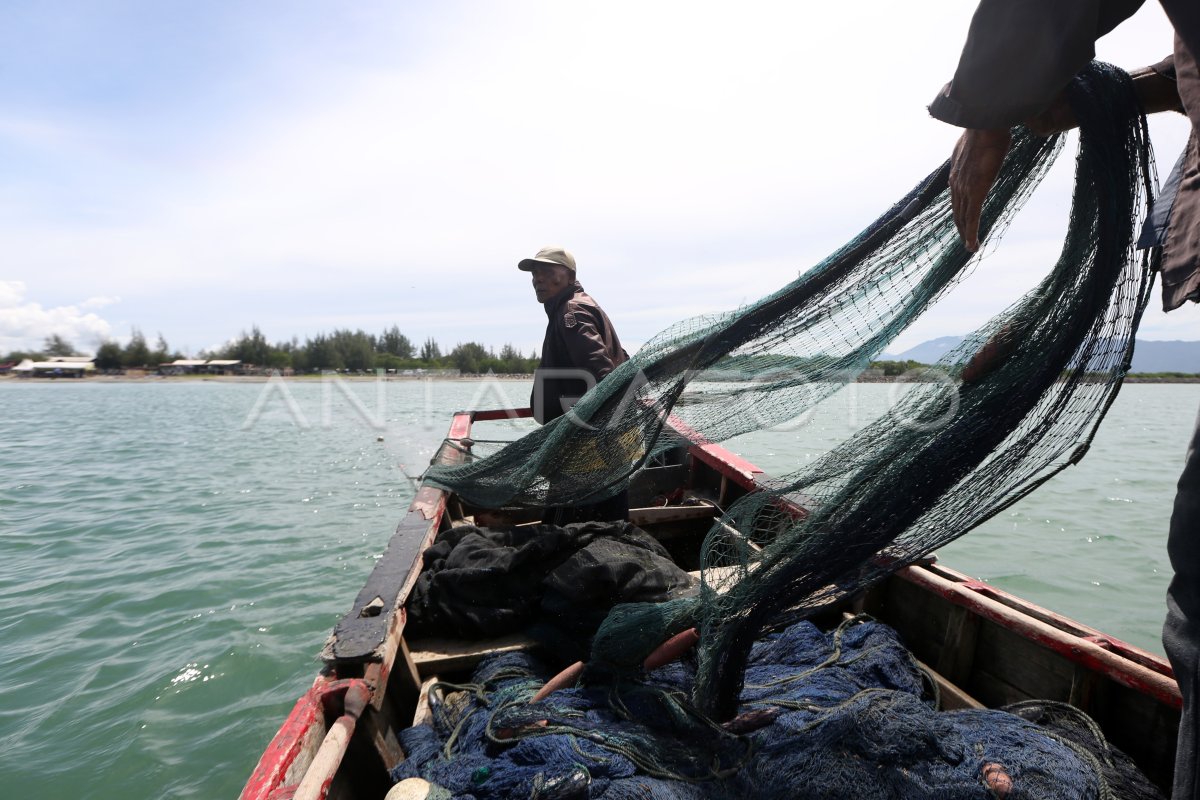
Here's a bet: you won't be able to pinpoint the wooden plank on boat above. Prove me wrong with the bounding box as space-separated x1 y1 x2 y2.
321 508 440 662
1103 680 1181 790
913 657 984 711
412 676 440 728
628 463 688 507
409 632 537 676
934 604 981 687
321 415 472 664
1069 661 1110 714
360 703 406 773
950 608 1098 705
395 637 425 699
667 413 764 491
895 563 1181 708
629 501 720 526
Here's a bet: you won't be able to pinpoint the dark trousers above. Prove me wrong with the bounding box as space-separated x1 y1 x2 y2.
541 488 629 526
1166 402 1200 800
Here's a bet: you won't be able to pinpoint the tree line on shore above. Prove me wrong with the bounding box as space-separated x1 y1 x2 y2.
4 333 934 378
3 326 542 375
10 335 1196 381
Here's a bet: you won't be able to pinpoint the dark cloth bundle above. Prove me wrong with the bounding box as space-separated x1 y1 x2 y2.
405 521 695 657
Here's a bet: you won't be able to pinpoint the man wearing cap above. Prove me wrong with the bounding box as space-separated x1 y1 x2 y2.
519 245 629 523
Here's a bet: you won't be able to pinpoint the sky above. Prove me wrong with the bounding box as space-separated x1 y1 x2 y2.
0 1 1193 358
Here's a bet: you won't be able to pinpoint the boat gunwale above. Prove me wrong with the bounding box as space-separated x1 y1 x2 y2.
240 405 1180 799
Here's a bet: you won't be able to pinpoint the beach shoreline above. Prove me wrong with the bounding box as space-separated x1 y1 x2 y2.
0 373 534 384
3 373 1199 384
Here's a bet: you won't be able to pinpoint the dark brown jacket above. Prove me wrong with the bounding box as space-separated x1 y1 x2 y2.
531 281 627 423
928 0 1200 312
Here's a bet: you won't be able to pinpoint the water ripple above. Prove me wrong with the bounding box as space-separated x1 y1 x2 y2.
1 379 1195 798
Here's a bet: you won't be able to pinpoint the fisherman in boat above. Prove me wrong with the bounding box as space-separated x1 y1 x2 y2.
519 245 630 524
929 3 1200 796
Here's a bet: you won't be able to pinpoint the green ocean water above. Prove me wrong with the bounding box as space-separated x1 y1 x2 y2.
0 378 1195 799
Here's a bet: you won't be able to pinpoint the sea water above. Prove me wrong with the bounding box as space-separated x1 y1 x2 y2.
0 378 1195 799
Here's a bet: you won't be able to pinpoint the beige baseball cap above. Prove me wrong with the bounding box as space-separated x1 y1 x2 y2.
518 246 576 273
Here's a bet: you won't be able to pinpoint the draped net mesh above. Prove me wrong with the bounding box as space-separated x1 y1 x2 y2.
426 62 1158 720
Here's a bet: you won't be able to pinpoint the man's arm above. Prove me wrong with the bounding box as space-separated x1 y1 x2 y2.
931 0 1147 251
1025 59 1184 136
950 62 1183 252
930 0 1145 129
561 307 619 383
949 129 1012 253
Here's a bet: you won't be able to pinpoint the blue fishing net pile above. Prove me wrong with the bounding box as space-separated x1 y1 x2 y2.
392 616 1139 799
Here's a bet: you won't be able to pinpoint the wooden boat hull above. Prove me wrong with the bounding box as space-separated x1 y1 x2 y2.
241 408 1181 799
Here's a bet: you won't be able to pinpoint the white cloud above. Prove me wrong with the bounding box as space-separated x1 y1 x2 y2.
0 1 1190 353
0 281 116 354
80 295 121 310
0 280 26 308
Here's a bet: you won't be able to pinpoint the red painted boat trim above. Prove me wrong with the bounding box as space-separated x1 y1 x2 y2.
447 411 474 440
472 408 533 422
292 679 373 800
240 675 335 800
240 415 470 800
410 482 449 523
690 443 764 490
665 413 763 490
898 563 1181 709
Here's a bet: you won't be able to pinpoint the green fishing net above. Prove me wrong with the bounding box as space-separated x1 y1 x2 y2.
426 62 1158 719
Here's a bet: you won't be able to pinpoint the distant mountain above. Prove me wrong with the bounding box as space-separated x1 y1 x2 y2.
881 336 965 365
883 337 1200 374
1129 340 1200 374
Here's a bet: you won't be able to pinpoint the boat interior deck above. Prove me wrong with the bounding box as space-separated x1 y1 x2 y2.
253 418 1181 800
398 442 1179 792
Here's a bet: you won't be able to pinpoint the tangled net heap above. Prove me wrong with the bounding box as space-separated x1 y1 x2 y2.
393 617 1162 799
426 62 1157 720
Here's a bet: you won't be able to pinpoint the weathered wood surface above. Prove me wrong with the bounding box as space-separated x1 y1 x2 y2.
409 632 537 677
321 415 471 663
